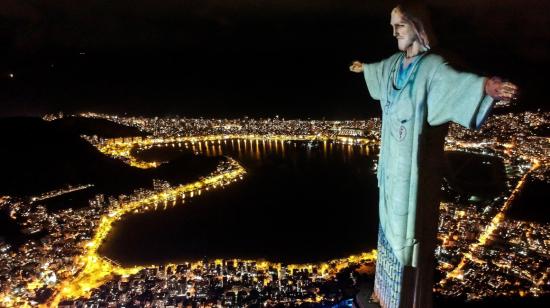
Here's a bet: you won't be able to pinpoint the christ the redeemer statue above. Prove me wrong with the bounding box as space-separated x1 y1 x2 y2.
349 2 518 308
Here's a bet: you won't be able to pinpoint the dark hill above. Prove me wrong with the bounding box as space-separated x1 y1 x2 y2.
0 117 221 197
50 116 148 138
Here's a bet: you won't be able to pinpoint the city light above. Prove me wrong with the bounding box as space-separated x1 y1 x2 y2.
0 111 547 306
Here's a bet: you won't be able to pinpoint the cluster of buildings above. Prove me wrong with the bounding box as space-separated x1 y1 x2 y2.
58 256 375 307
0 111 547 306
434 111 549 300
0 159 246 307
78 112 382 142
435 166 550 300
1 192 107 306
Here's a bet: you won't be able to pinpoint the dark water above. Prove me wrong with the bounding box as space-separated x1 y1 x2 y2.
443 151 507 198
99 141 509 266
508 177 550 224
40 187 98 211
0 210 22 245
100 140 380 265
0 209 45 247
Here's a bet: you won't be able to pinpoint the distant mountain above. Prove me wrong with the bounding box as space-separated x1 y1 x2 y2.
0 117 220 196
50 116 148 138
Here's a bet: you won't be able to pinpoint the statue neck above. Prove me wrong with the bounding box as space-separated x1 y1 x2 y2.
404 41 427 66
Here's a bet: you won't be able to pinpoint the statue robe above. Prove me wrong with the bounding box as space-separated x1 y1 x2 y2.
363 52 494 267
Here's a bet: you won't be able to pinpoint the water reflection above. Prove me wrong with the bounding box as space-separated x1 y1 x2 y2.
185 138 377 164
102 138 380 265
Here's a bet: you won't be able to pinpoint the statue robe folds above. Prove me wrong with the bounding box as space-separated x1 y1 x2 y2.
363 53 494 266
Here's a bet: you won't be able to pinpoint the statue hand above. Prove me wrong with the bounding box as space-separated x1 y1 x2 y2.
349 61 364 73
485 77 519 101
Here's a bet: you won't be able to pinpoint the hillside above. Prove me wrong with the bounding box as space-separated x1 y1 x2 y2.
0 117 220 196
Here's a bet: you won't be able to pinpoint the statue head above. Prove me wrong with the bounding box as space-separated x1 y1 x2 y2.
391 2 436 53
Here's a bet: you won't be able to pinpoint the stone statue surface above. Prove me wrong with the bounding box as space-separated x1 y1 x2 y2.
349 3 518 308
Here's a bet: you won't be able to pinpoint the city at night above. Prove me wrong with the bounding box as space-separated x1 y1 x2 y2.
1 1 549 307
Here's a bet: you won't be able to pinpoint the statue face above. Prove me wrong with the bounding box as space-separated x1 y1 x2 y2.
390 8 417 51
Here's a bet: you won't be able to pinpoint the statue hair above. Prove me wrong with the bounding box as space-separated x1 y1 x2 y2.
393 1 438 50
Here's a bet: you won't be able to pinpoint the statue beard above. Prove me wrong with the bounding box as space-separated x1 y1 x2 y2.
397 37 415 51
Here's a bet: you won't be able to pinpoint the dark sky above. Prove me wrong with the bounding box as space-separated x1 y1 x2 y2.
1 0 548 118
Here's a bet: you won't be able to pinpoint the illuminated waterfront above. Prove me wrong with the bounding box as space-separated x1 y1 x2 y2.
46 158 247 306
0 111 548 306
101 138 380 265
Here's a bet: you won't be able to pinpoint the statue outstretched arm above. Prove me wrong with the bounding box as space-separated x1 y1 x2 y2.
426 62 519 129
350 59 386 101
484 77 519 101
349 61 364 73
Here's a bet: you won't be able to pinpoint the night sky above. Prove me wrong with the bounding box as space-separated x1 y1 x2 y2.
1 0 548 119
